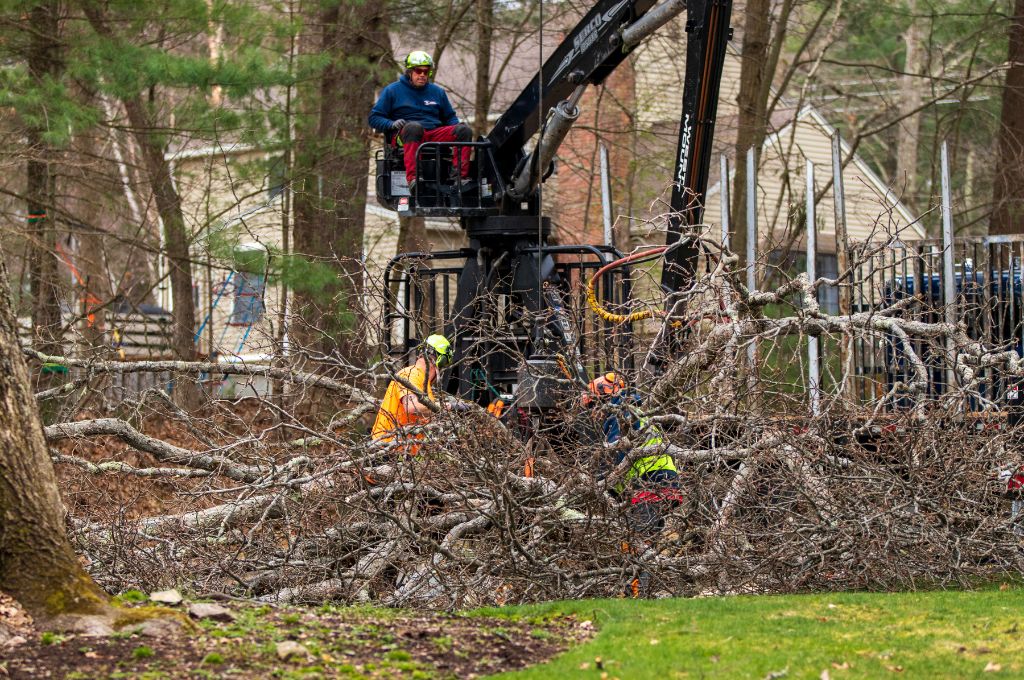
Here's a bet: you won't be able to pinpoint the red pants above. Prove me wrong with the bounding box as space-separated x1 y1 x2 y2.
400 124 471 183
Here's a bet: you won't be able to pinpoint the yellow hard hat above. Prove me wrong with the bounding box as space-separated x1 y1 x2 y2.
405 50 435 76
423 334 453 368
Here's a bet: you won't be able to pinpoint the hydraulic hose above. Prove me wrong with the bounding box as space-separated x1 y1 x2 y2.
586 246 670 324
586 239 731 326
510 97 582 199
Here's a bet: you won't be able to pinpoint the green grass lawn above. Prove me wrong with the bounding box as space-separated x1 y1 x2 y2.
485 587 1024 679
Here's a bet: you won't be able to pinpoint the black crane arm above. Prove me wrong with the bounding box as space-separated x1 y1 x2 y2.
483 0 734 295
661 0 733 292
486 0 677 186
381 0 735 406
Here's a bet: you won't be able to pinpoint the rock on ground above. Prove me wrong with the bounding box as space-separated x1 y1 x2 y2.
149 589 183 605
276 640 310 661
0 591 34 642
188 603 235 622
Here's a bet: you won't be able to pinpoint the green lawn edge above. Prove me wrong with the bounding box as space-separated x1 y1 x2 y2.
481 588 1024 679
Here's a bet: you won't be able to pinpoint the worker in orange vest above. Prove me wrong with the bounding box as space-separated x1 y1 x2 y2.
584 371 627 404
371 334 455 454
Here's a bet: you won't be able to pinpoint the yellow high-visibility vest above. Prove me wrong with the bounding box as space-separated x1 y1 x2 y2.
624 415 676 481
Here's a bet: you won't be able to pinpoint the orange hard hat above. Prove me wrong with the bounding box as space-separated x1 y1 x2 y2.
588 371 625 397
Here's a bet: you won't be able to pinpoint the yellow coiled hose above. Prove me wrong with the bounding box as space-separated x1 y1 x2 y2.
586 283 665 324
586 246 669 325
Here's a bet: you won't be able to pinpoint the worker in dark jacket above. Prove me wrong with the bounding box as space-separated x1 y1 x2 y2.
584 372 678 492
584 372 681 597
368 51 472 190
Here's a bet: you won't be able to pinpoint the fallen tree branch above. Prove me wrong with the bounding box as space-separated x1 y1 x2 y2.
45 418 268 482
52 453 214 478
23 349 377 404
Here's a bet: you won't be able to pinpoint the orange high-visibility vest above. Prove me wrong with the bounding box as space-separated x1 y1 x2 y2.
371 365 435 453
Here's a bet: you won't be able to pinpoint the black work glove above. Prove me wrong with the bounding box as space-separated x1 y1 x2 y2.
391 119 407 131
447 399 471 413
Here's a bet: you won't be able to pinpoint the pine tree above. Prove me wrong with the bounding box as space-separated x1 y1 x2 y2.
74 0 289 405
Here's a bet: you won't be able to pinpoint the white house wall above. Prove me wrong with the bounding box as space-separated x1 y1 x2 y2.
174 149 282 360
174 147 466 359
631 21 743 129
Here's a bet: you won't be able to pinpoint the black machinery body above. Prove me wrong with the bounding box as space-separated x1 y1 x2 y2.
377 0 735 409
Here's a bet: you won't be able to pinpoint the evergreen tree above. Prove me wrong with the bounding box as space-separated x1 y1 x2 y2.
73 0 289 405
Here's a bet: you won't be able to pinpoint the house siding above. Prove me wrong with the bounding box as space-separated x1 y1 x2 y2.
701 108 922 254
174 147 467 360
173 149 282 360
632 23 743 129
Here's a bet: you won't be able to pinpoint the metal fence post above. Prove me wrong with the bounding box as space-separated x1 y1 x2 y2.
806 159 821 417
831 132 853 401
941 141 956 393
830 132 850 291
600 144 613 247
746 146 757 369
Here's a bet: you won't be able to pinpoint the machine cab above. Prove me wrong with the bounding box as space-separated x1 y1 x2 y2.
374 133 505 218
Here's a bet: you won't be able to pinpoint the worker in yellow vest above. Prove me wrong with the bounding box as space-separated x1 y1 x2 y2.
585 372 679 498
586 372 683 597
372 334 455 455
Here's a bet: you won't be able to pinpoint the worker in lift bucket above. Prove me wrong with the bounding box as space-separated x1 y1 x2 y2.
371 334 467 455
368 50 473 193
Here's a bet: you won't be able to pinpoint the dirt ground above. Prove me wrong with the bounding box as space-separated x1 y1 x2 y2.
0 593 591 679
12 403 595 678
54 399 294 521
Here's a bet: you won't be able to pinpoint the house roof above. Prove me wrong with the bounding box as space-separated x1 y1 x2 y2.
704 105 925 239
776 106 922 237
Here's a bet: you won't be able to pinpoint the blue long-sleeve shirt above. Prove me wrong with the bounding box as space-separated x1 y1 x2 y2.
368 75 460 133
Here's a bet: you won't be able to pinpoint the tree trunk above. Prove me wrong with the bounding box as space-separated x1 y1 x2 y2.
204 0 224 107
26 0 64 403
119 97 197 364
398 215 428 253
82 6 199 409
730 0 772 273
991 0 1024 235
895 0 923 210
0 250 110 623
473 0 493 136
292 0 388 388
122 97 200 408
